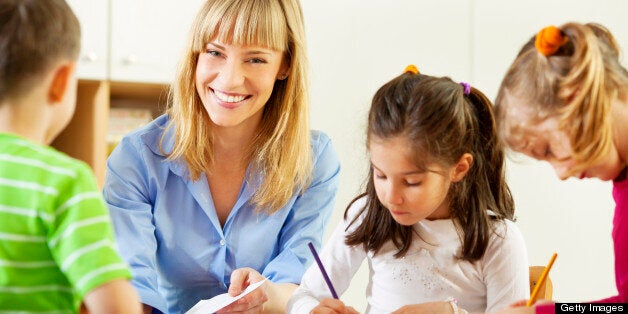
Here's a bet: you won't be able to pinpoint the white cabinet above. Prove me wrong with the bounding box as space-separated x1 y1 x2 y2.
67 0 109 80
109 0 205 83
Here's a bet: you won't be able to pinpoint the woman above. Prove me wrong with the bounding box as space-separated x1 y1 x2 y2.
103 0 340 312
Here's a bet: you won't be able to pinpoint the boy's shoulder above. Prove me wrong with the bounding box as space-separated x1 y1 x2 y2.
0 133 93 180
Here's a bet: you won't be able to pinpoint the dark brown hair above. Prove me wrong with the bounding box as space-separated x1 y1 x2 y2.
345 73 514 262
495 22 628 175
0 0 80 102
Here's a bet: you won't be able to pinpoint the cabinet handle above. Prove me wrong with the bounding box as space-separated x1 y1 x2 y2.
82 52 99 62
122 54 139 65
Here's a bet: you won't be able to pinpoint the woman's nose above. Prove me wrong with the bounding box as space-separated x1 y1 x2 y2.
218 59 245 88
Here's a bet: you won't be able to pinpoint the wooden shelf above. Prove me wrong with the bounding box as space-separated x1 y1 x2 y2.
51 80 169 187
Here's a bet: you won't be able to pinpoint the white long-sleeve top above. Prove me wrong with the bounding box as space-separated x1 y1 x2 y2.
287 196 529 314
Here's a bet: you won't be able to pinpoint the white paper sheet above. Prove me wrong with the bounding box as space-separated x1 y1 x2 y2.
185 279 267 314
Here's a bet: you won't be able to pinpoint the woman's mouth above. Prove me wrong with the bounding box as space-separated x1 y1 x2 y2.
212 89 248 104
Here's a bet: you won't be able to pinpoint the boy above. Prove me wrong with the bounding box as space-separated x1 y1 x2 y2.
0 0 142 312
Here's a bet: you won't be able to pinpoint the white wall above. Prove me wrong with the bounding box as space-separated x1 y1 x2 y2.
301 0 628 311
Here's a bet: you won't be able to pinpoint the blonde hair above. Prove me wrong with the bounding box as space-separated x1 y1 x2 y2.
495 22 628 176
163 0 311 213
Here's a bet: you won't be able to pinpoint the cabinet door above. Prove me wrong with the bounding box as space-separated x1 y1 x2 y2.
110 0 205 83
67 0 109 80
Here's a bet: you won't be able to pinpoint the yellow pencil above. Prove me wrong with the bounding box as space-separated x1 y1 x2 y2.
527 252 558 307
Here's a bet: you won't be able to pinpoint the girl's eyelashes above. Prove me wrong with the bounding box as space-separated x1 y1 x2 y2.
374 173 386 180
544 146 554 158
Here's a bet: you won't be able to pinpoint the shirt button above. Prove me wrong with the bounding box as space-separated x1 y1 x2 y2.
220 239 226 246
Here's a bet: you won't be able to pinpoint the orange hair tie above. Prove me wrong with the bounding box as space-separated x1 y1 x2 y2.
535 25 568 56
404 64 419 74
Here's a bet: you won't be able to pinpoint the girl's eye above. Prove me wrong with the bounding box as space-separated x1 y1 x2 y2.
374 173 386 180
405 181 421 187
544 146 554 158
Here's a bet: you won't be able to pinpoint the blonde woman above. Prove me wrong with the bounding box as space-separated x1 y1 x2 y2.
103 0 340 313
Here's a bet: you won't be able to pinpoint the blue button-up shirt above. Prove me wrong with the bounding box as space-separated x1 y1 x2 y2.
103 115 340 313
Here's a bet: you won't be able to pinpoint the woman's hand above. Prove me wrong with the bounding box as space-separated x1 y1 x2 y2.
311 298 359 314
217 268 268 313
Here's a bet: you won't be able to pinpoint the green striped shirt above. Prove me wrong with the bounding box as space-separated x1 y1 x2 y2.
0 133 131 313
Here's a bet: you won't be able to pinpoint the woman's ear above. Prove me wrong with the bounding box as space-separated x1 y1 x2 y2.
48 62 75 103
451 153 473 182
277 56 290 80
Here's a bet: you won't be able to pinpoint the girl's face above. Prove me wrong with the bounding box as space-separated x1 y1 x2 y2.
195 41 288 131
370 136 457 225
507 110 623 181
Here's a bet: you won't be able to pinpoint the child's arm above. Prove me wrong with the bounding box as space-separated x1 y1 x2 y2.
483 220 530 312
391 301 460 314
287 198 369 313
80 279 142 314
311 298 359 314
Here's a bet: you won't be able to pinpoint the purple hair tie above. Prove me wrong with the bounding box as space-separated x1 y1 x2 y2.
460 82 471 95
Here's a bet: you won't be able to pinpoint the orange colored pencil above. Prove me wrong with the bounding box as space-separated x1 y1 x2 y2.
527 252 558 307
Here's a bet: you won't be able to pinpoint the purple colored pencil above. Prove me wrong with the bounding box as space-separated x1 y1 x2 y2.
307 242 338 299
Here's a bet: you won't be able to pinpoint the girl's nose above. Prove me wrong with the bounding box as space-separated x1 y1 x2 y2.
386 183 403 205
550 161 571 181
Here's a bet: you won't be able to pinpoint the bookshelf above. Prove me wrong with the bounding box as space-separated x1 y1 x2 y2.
52 80 169 187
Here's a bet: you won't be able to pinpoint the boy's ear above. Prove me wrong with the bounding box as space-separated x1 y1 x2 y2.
451 153 473 182
48 63 76 103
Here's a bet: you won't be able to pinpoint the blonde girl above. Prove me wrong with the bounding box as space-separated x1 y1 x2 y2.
494 22 628 314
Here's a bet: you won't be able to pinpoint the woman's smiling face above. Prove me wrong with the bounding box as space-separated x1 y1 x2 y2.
195 41 287 130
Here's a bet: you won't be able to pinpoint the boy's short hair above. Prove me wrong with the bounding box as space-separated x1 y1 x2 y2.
0 0 81 102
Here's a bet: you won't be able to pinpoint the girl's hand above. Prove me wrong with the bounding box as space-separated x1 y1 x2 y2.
392 301 454 314
311 298 360 314
217 267 268 313
491 299 554 314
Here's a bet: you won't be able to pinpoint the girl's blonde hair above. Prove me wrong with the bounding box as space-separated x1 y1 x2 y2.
495 22 628 175
163 0 311 213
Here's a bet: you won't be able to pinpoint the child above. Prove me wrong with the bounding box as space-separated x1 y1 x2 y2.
0 0 141 312
493 23 628 313
287 66 530 314
103 0 340 312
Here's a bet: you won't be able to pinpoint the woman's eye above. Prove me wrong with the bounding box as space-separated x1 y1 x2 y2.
248 58 266 64
405 181 421 187
374 173 386 180
206 49 222 57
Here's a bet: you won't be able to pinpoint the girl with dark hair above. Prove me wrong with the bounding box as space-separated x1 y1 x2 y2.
288 66 529 314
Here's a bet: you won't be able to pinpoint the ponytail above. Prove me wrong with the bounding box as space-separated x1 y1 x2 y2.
495 22 628 174
451 86 514 261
